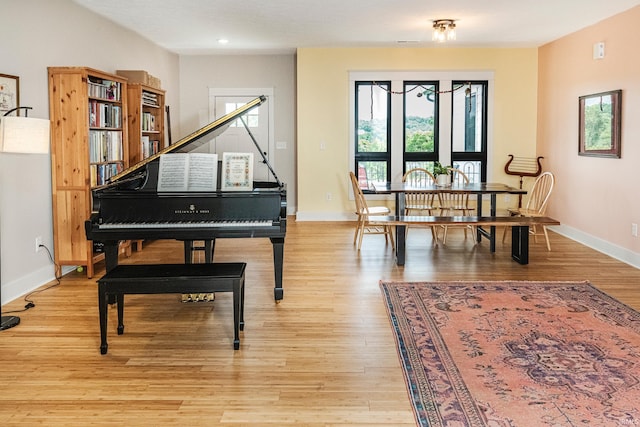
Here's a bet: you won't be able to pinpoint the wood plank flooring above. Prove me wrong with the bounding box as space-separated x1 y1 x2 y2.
1 220 639 426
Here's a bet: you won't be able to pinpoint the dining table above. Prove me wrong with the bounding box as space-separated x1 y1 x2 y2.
371 182 526 262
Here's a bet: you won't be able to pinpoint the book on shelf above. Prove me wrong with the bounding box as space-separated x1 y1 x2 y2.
141 135 160 159
89 100 122 128
142 92 159 107
157 153 218 192
90 162 123 187
142 111 156 131
89 130 123 162
88 77 121 101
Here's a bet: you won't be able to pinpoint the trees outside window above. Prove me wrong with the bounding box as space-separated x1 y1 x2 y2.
352 73 490 188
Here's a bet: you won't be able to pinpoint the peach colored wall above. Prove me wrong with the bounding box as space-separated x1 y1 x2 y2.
296 47 538 219
538 6 640 257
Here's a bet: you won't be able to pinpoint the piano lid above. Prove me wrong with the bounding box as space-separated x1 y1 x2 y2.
102 95 268 187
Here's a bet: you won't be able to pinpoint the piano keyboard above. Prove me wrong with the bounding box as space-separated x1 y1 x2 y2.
98 220 273 229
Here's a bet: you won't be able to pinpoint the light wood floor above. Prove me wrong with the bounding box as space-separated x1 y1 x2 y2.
2 220 639 426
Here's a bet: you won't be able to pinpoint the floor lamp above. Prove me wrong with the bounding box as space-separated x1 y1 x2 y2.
0 108 50 330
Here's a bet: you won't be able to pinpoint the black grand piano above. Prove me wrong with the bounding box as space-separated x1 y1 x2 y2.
85 96 287 301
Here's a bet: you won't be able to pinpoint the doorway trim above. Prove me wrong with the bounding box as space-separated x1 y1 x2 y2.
208 87 276 169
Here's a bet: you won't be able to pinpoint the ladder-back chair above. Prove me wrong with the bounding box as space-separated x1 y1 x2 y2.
502 171 555 251
349 172 394 251
437 167 474 244
402 168 437 240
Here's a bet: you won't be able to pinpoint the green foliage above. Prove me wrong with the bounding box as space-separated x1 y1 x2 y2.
584 103 613 150
432 161 450 176
405 116 434 153
357 119 386 152
358 116 436 153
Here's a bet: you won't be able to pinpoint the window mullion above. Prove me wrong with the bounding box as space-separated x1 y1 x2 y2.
438 80 453 166
390 80 404 182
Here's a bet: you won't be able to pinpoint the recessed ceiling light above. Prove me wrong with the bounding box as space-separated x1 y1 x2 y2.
217 39 229 44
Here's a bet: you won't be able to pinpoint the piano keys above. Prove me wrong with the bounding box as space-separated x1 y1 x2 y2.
85 96 287 301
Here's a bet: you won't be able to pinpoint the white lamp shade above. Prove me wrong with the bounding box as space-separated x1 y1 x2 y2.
0 116 50 154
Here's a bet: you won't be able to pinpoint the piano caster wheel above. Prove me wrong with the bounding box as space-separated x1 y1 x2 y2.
100 344 108 355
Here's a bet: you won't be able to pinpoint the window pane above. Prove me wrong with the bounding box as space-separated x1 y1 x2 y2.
452 83 484 153
405 83 436 154
452 160 482 184
405 161 435 174
225 102 258 127
358 161 387 188
357 83 388 153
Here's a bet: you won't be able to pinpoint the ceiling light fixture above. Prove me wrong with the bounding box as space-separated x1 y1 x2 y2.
432 19 456 43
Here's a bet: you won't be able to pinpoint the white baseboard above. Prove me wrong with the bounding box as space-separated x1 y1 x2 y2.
295 211 354 221
551 225 640 270
1 265 57 305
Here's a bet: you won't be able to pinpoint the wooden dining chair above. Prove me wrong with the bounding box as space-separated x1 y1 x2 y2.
349 172 394 251
502 171 555 251
437 167 474 244
402 168 437 240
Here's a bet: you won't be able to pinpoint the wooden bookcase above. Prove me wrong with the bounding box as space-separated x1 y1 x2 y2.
48 67 129 278
124 83 165 251
125 84 166 165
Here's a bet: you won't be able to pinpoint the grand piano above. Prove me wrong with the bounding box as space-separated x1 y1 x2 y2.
85 96 287 301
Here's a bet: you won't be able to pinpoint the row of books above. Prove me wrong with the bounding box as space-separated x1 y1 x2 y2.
89 130 123 163
90 162 124 187
141 136 161 159
88 77 122 101
89 100 122 128
142 112 157 131
142 91 159 107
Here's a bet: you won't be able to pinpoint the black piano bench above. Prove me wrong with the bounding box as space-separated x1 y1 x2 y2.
97 263 246 354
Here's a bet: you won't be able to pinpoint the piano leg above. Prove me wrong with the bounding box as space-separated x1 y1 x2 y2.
182 238 284 302
98 280 109 355
104 240 120 305
271 237 284 302
183 240 215 263
104 240 120 272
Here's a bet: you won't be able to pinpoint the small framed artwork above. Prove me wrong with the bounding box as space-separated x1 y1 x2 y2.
221 152 254 191
578 89 621 158
0 73 19 116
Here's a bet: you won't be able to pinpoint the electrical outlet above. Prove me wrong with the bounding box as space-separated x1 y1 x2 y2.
35 236 43 252
632 223 638 237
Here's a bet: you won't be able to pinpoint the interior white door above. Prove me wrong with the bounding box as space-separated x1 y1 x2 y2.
212 95 271 181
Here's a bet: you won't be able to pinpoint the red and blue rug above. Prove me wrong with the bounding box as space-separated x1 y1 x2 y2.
380 281 640 426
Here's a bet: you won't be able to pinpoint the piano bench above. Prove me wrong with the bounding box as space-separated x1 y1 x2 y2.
97 263 246 354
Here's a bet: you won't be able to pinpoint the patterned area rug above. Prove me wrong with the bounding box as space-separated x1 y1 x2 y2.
380 281 640 426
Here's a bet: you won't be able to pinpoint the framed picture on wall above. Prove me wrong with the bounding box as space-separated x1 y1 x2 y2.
578 89 621 158
0 73 19 116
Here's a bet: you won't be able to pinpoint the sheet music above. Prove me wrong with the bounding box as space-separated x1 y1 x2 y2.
158 153 218 192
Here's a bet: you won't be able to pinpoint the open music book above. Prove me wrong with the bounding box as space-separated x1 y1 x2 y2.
157 153 218 192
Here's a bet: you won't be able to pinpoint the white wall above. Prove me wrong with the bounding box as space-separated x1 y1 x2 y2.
0 0 179 304
178 54 297 214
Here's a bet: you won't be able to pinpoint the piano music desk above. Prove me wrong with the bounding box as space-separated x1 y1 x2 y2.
97 263 246 354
